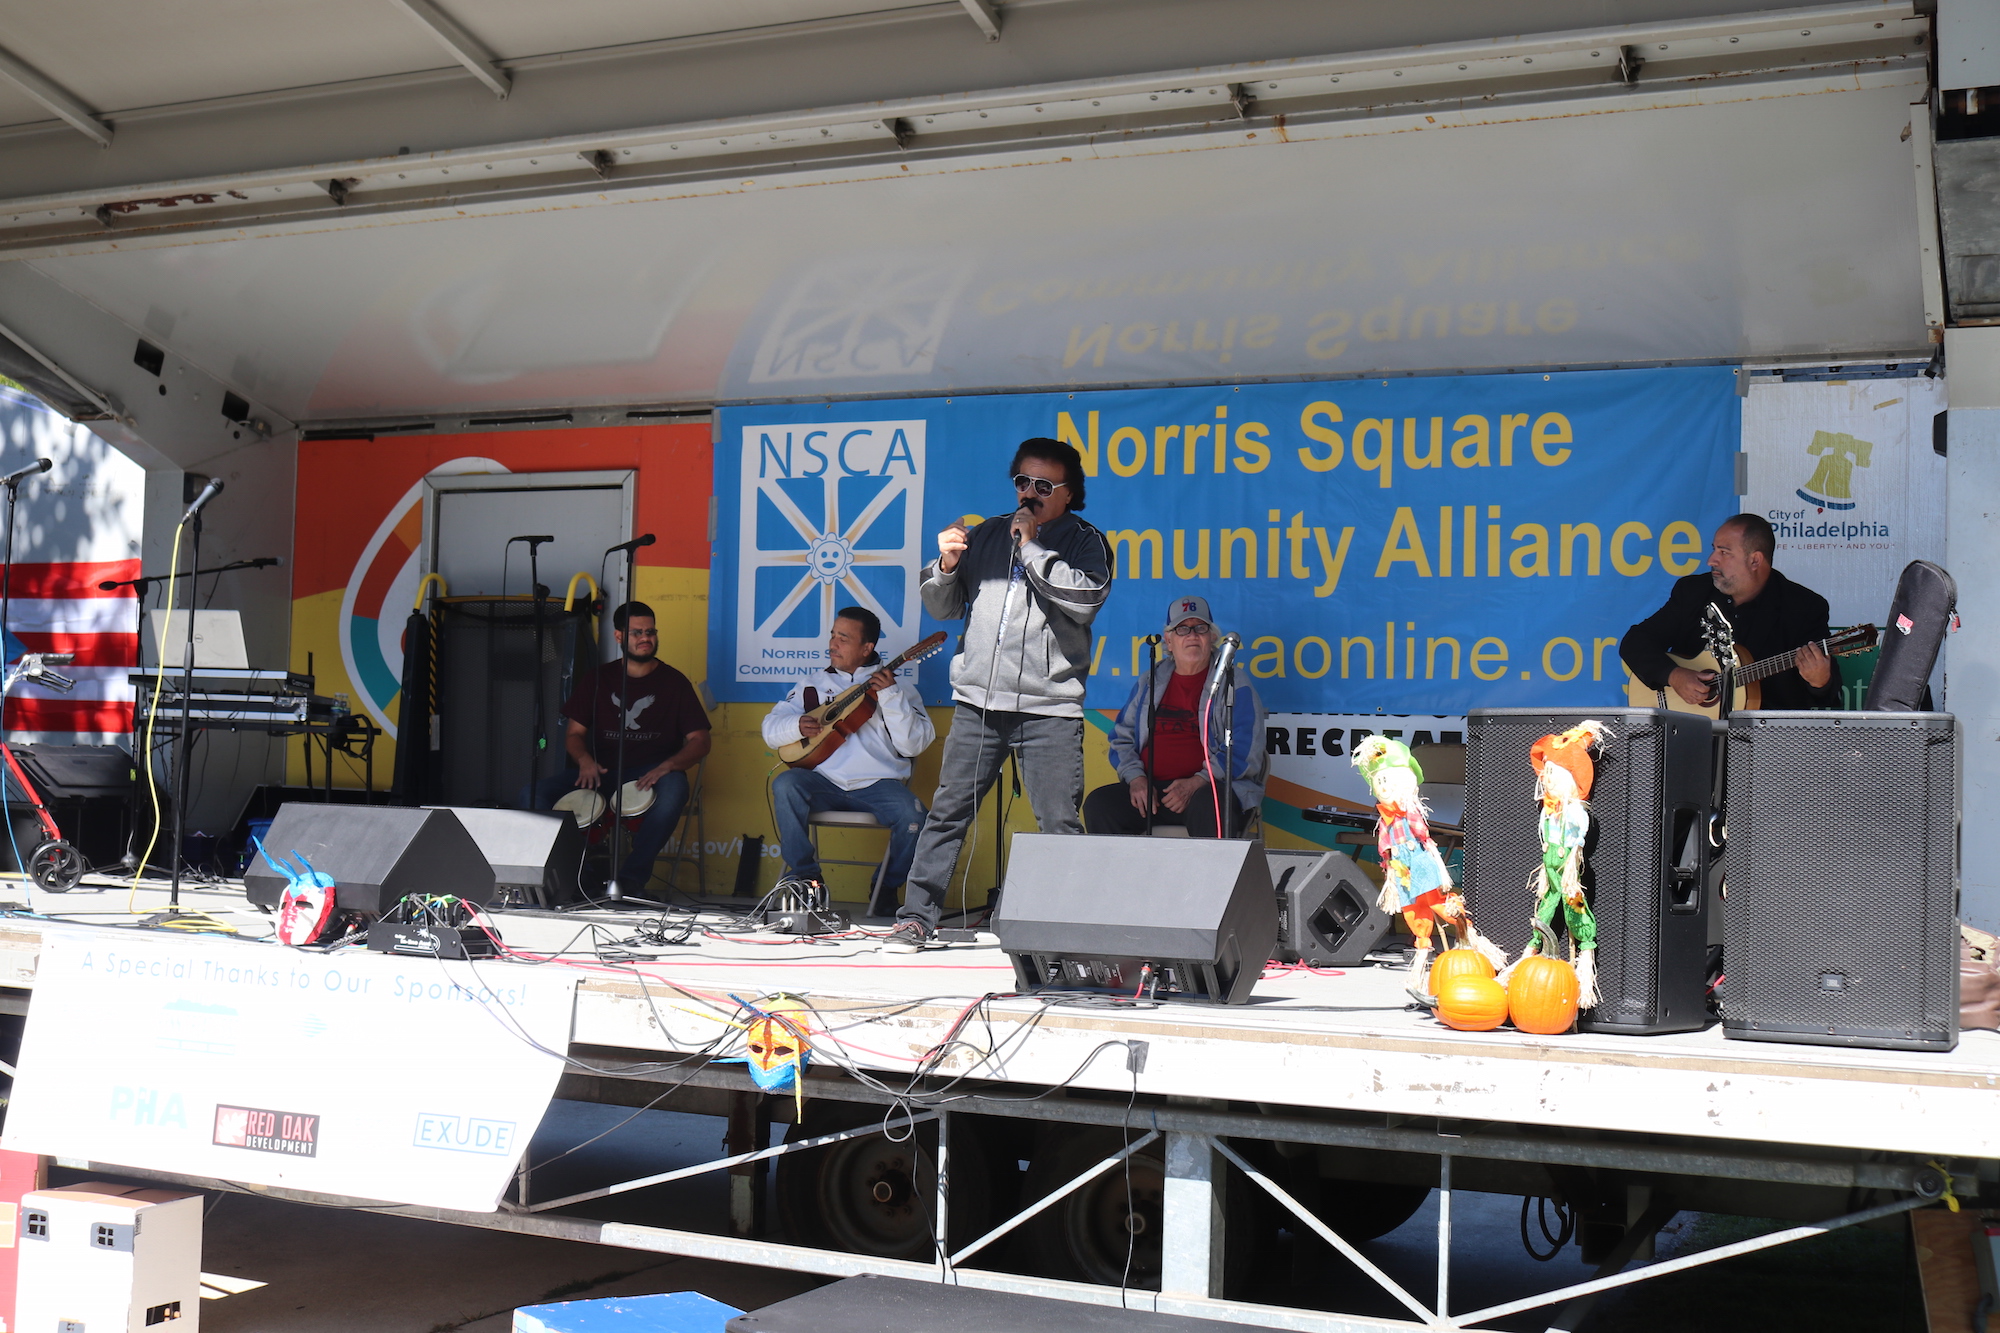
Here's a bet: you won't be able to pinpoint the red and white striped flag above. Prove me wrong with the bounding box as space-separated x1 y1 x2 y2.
3 559 141 740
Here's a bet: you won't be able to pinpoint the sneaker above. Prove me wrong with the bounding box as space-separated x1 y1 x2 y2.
881 920 934 953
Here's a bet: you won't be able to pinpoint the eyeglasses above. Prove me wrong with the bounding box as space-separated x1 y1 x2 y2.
1013 474 1069 497
1168 623 1209 637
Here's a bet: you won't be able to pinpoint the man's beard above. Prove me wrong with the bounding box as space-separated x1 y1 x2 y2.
624 643 658 662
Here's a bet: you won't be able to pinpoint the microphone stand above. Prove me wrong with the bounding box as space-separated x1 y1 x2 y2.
602 535 662 909
150 505 230 932
1142 636 1158 835
1220 653 1237 839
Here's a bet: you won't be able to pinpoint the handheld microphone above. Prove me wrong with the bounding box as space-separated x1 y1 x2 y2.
180 476 224 524
509 534 555 547
605 534 657 556
1011 503 1034 549
1 458 51 487
1202 632 1243 706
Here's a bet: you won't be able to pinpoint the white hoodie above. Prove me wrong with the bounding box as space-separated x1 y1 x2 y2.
761 664 936 791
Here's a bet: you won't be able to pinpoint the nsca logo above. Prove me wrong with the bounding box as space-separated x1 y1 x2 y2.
734 422 925 682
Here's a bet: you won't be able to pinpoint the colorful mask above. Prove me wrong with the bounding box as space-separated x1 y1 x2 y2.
744 994 812 1112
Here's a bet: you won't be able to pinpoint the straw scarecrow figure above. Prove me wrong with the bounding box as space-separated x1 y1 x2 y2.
1499 721 1608 1009
1352 735 1506 1001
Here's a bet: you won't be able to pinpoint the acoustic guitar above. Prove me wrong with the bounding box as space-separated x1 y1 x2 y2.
1623 608 1876 718
777 631 949 768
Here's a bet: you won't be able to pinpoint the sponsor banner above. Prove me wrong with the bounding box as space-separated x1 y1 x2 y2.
3 930 575 1212
712 368 1737 712
1740 377 1947 631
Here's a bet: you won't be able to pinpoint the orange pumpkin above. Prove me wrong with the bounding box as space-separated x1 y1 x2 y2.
1507 954 1582 1035
1427 947 1496 995
1434 974 1509 1031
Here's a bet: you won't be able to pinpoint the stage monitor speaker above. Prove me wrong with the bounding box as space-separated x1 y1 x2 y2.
1464 707 1712 1035
1267 848 1392 966
1723 711 1957 1051
244 804 495 913
433 807 584 907
994 834 1278 1004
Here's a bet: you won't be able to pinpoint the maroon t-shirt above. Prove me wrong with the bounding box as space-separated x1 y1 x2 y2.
1143 672 1208 781
561 659 710 778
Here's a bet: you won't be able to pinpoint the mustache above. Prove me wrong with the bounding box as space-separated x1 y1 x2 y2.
1018 495 1043 513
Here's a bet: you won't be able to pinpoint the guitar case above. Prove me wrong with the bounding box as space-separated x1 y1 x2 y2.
1862 560 1956 712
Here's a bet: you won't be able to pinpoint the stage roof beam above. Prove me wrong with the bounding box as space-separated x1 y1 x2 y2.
959 0 1002 42
386 0 512 100
0 44 112 147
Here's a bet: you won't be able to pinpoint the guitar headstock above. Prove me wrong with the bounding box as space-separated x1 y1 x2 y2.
892 630 950 669
1829 624 1879 656
1701 602 1737 661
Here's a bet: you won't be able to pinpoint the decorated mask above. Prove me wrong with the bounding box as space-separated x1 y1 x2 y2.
744 994 812 1099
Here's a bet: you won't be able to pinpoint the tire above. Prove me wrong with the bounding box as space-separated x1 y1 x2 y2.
775 1101 999 1261
28 840 85 893
1018 1126 1264 1295
1020 1126 1168 1289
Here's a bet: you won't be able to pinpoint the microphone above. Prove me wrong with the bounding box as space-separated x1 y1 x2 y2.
1011 503 1034 549
509 534 555 547
181 477 224 524
1 458 51 487
1202 632 1243 707
605 534 656 556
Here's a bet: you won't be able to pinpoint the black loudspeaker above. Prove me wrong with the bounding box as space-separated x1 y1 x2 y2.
433 807 583 907
244 804 495 913
1267 849 1392 966
1723 711 1957 1051
11 743 140 871
994 834 1279 1004
1464 708 1712 1035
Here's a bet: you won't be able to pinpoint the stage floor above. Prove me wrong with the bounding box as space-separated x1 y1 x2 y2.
5 871 1998 1165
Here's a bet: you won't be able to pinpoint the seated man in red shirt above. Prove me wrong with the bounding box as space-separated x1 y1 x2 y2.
1082 595 1266 838
524 600 711 893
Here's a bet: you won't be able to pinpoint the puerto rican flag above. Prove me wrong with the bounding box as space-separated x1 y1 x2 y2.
4 560 140 739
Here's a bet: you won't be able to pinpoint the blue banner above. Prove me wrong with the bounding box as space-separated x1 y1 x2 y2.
711 367 1738 712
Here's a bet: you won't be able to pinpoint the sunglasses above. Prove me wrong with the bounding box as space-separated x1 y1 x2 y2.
1013 474 1069 497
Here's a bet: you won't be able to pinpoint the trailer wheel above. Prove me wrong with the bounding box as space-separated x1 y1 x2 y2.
775 1101 999 1261
1020 1127 1167 1288
28 841 85 893
1017 1131 1291 1294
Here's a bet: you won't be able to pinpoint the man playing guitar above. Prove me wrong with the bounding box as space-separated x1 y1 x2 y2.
761 606 936 899
1620 514 1840 712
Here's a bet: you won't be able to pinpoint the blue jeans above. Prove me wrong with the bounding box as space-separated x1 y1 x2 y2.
770 768 928 892
899 706 1084 931
523 768 688 892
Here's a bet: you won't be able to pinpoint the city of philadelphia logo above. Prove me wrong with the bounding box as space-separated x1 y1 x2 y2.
214 1104 319 1157
1796 429 1871 512
735 421 925 682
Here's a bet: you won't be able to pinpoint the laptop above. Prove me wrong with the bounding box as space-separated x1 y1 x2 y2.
148 609 250 669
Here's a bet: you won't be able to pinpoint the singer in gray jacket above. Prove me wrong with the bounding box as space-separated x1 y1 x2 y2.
1083 594 1267 838
881 438 1114 951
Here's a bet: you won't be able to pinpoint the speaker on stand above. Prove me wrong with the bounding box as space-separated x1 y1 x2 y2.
1722 711 1957 1051
1463 707 1712 1035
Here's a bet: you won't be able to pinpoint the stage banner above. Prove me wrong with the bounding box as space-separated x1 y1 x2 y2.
2 930 576 1212
711 368 1738 712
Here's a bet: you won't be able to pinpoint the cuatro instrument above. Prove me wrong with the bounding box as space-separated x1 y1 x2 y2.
777 632 949 769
